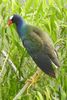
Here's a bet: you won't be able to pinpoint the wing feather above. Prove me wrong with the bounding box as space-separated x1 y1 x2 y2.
31 52 55 78
23 25 60 77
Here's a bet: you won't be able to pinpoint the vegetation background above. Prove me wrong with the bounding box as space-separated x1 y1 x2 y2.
0 0 67 100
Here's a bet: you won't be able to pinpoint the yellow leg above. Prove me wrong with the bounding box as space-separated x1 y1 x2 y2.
26 68 42 93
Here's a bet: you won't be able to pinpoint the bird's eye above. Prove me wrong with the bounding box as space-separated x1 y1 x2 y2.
10 15 13 20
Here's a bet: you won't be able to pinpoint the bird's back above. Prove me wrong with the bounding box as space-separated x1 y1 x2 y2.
21 25 60 75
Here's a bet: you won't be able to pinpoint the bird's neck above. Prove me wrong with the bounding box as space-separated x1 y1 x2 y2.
16 20 25 37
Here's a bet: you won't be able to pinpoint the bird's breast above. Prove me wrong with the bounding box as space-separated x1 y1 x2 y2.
22 35 42 55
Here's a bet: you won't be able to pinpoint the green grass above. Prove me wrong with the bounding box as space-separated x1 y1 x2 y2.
0 0 67 100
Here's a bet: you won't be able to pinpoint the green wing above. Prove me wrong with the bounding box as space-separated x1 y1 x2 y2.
22 25 60 77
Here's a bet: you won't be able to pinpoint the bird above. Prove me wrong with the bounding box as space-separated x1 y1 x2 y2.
8 14 60 78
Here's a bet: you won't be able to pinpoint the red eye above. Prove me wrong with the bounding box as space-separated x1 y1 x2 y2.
8 19 12 26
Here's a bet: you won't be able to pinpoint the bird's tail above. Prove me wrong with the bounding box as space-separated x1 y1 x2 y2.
32 54 56 78
50 50 60 68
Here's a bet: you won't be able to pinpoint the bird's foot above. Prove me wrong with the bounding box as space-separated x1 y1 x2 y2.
26 69 42 93
26 76 35 85
26 76 35 93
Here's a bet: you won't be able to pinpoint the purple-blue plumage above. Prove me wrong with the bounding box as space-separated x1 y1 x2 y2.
8 14 60 78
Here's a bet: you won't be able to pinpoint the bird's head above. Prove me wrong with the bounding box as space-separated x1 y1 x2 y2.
8 14 23 26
